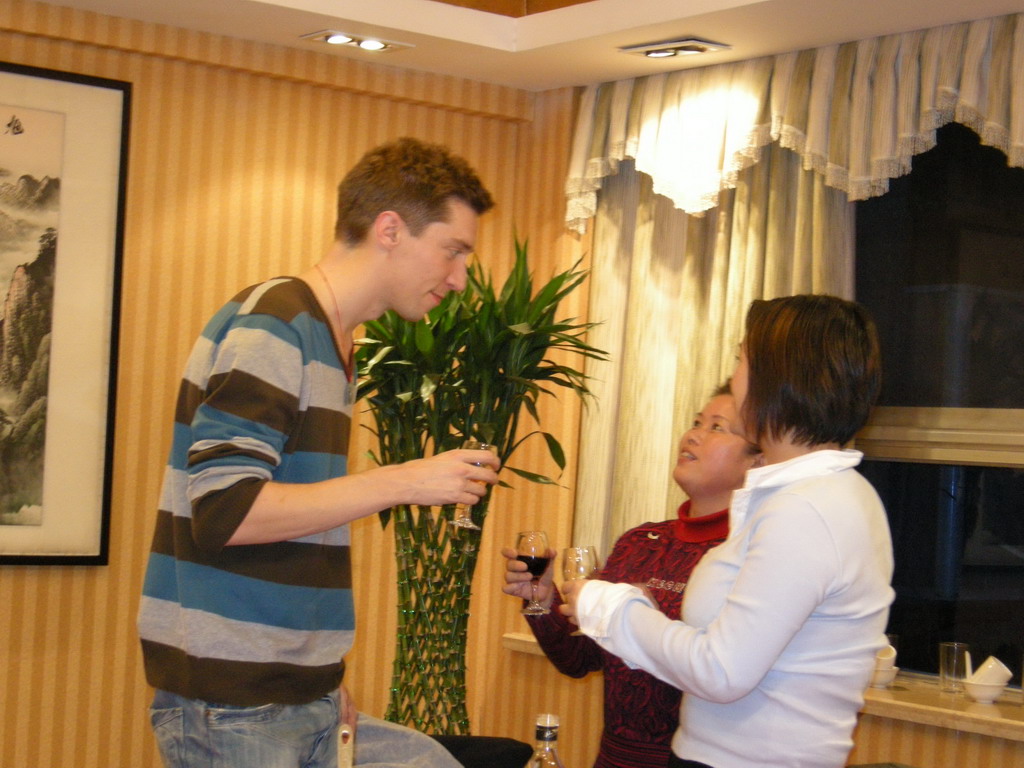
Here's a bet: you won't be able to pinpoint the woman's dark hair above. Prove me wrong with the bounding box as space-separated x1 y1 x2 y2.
741 294 881 447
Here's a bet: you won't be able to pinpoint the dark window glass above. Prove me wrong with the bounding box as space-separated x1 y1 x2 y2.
859 460 1024 683
856 122 1024 408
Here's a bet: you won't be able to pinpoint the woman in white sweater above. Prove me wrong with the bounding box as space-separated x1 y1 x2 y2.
563 295 895 768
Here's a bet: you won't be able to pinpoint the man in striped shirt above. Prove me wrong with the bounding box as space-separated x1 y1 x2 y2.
138 137 498 768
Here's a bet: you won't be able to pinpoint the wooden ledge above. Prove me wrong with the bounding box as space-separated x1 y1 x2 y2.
502 631 545 656
506 635 1024 743
863 672 1024 742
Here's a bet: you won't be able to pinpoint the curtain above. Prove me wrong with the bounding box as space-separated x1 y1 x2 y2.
566 13 1024 232
573 149 852 551
568 12 1023 546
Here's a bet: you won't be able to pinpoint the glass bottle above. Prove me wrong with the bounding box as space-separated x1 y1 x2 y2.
525 713 566 768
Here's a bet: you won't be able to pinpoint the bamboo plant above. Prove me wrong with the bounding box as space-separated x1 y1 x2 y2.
355 239 606 733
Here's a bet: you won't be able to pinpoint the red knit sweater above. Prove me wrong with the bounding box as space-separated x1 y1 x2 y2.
526 502 728 768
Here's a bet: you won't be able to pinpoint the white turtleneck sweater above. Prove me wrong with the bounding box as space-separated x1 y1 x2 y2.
575 449 895 768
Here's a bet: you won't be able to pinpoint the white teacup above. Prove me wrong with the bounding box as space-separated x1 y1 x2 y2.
968 655 1012 685
875 644 897 670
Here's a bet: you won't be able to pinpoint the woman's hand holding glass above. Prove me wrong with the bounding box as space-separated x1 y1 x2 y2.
558 578 586 628
502 533 556 615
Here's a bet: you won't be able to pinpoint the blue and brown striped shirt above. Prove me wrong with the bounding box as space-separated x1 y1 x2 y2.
137 277 354 705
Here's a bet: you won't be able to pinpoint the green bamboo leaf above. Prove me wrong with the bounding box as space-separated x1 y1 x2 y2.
364 344 394 372
414 319 435 354
504 465 558 485
419 374 439 399
541 431 566 470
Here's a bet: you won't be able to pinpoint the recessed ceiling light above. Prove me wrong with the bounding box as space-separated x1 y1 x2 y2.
300 30 413 53
619 37 731 58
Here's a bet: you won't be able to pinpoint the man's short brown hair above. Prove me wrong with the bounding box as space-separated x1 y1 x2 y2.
741 294 881 447
334 137 494 246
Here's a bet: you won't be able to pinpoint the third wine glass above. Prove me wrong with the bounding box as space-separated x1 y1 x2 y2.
561 546 600 582
562 545 600 634
451 439 496 531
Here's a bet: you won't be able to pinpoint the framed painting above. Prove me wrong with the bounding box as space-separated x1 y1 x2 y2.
0 61 130 564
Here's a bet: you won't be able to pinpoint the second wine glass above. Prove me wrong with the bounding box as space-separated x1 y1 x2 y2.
516 530 552 616
451 439 497 531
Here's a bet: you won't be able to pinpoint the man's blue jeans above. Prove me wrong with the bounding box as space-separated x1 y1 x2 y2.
150 689 340 768
150 690 463 768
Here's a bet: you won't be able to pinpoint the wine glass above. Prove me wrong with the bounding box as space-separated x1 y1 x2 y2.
562 545 600 634
562 545 600 582
516 530 552 615
450 439 497 531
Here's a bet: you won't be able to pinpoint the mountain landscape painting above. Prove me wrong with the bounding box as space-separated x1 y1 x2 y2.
0 103 62 526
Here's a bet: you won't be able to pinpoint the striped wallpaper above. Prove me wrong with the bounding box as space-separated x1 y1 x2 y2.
848 715 1024 768
0 1 601 766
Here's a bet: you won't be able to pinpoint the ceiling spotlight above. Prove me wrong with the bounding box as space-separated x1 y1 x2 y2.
619 37 731 58
300 30 413 53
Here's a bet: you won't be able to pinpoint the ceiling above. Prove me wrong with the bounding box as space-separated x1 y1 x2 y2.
44 0 1021 91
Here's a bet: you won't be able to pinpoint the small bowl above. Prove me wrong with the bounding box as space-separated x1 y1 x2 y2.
870 665 899 688
964 680 1006 704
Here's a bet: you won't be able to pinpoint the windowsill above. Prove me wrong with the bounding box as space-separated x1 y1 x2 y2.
504 635 1024 743
863 671 1024 742
502 631 546 656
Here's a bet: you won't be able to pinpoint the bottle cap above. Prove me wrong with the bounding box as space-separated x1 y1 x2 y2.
534 713 559 743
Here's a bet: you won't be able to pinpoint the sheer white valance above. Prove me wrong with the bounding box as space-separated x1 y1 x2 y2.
566 12 1024 233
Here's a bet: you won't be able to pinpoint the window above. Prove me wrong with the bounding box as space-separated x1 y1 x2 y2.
859 459 1024 682
856 122 1024 682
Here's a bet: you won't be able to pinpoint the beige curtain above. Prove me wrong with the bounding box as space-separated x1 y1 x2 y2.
569 12 1023 546
573 149 852 551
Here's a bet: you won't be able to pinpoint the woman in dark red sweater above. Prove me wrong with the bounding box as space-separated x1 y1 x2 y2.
502 388 762 768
